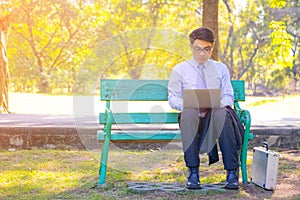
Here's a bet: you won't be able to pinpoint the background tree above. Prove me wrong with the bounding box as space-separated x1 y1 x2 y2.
267 0 299 97
202 0 219 60
218 0 299 96
98 0 202 80
0 1 11 113
9 0 107 93
4 0 300 96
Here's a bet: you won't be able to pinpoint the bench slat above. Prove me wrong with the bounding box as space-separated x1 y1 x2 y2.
97 130 181 142
101 79 168 101
99 112 179 124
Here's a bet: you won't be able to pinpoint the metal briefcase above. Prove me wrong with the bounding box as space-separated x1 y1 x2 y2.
251 142 279 190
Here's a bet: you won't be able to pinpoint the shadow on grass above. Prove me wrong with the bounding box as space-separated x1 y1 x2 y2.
1 149 299 199
48 163 276 200
50 175 276 200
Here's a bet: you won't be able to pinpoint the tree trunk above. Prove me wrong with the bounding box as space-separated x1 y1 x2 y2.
202 0 219 61
0 15 10 113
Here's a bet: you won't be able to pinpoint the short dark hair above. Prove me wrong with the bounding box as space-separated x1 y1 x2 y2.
189 27 215 44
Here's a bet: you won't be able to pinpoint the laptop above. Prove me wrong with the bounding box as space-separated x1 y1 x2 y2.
183 89 221 109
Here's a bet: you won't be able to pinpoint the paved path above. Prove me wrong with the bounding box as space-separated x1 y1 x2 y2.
2 94 300 129
2 92 300 128
0 112 300 129
0 93 299 149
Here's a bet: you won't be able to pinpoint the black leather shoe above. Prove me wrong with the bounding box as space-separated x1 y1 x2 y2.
185 167 201 189
225 169 239 190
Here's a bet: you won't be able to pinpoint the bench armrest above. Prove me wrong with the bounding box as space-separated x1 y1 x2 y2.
234 102 250 125
234 101 253 183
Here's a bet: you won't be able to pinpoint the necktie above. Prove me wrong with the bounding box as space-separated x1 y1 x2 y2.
198 65 208 117
198 65 207 88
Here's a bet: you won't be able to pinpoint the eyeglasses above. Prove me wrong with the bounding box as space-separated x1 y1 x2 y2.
192 46 212 54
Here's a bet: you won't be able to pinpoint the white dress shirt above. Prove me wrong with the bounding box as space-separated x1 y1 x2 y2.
168 57 234 111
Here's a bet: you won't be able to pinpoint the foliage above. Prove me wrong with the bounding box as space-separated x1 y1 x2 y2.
8 0 106 93
219 0 299 95
3 0 300 95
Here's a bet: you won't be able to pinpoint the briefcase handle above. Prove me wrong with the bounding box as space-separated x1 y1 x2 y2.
262 142 269 151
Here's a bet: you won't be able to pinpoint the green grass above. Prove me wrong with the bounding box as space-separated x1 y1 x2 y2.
0 149 228 199
0 150 99 199
0 148 299 199
246 99 278 107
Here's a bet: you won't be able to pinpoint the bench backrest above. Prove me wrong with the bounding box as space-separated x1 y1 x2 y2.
101 79 245 101
100 79 245 124
101 80 169 101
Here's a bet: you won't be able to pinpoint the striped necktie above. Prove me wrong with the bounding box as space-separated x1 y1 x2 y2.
198 64 209 117
198 65 207 88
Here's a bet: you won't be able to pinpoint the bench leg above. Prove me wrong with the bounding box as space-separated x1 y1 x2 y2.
240 129 251 183
238 109 252 184
98 136 110 186
240 142 248 183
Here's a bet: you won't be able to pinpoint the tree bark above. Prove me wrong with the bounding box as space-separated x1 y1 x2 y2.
0 15 10 113
202 0 219 61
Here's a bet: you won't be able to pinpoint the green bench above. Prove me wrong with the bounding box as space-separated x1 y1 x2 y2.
97 79 253 186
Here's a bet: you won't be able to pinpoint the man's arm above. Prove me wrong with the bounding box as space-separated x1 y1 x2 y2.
220 65 234 107
168 69 183 111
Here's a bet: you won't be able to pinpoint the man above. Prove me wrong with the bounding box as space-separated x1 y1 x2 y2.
168 27 243 190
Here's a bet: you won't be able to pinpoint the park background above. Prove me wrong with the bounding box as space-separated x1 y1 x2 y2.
0 0 299 109
0 0 300 199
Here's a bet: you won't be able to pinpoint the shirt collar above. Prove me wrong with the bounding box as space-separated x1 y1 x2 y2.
191 57 212 68
190 57 199 68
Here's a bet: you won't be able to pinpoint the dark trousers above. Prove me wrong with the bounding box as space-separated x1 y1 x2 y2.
179 108 239 170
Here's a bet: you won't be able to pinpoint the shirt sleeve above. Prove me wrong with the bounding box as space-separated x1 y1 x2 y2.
220 65 234 107
168 68 183 111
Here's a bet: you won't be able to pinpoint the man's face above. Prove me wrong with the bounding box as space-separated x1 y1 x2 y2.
191 39 214 64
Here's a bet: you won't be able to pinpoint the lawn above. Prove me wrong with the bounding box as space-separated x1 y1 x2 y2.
2 94 300 199
0 148 299 200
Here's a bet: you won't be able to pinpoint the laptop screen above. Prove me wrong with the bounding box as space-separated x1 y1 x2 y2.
183 89 221 109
